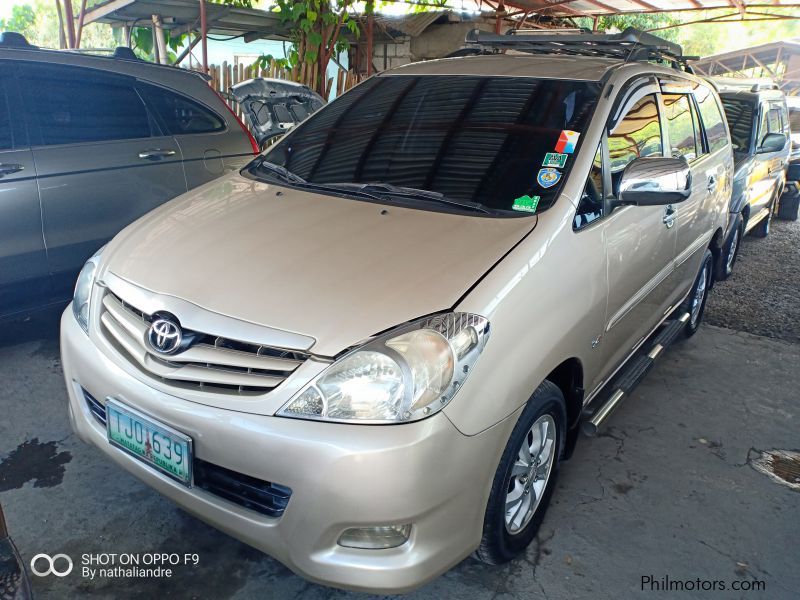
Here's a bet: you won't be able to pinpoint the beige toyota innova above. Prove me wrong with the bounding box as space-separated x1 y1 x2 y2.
60 29 732 592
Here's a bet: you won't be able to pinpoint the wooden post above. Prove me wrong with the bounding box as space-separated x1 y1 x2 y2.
55 0 66 49
75 0 88 48
62 0 77 48
366 11 374 76
200 0 209 74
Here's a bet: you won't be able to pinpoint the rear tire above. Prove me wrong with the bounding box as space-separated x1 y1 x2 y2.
777 184 800 221
718 215 743 281
682 249 713 338
751 199 774 238
475 381 566 565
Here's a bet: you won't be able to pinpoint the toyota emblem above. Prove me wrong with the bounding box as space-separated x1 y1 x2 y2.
147 315 183 354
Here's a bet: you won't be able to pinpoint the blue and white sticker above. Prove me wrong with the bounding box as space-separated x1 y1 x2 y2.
537 167 562 189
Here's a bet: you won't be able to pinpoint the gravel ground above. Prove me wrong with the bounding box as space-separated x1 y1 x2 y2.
705 216 800 344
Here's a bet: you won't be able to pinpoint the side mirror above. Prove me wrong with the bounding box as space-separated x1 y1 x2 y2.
616 156 692 208
758 132 786 154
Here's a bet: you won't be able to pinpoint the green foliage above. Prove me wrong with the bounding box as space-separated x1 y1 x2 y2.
574 13 679 43
0 4 37 38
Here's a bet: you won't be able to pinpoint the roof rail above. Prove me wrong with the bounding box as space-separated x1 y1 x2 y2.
0 32 36 49
464 27 697 73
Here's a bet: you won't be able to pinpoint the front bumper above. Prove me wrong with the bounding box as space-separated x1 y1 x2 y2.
61 307 513 592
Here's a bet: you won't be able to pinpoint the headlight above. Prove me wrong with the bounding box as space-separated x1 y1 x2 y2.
72 246 104 333
278 313 490 423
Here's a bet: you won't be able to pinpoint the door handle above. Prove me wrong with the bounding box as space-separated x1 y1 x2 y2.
138 149 176 160
0 163 24 176
663 204 676 228
706 175 717 192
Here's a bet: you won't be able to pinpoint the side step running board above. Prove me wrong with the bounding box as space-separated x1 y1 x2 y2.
582 312 690 436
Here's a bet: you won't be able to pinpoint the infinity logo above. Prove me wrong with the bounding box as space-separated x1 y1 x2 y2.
30 553 73 577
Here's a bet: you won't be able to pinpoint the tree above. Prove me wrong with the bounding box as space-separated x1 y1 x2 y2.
267 0 360 99
0 4 37 40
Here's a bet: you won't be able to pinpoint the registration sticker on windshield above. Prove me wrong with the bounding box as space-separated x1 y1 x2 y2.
555 130 580 154
512 195 540 213
542 152 568 168
537 168 562 189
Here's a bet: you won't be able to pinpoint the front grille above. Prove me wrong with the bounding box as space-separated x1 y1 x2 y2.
80 391 292 518
99 291 308 395
83 388 107 425
194 459 292 518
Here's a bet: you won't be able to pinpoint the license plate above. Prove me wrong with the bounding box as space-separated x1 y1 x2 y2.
105 399 193 485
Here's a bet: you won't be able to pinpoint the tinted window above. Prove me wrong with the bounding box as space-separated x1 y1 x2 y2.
0 77 12 150
607 94 662 195
695 85 728 153
663 93 701 161
574 145 604 230
140 84 224 135
720 96 755 152
20 67 151 145
259 76 600 213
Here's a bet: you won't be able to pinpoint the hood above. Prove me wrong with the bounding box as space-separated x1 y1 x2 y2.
102 173 536 356
230 78 325 148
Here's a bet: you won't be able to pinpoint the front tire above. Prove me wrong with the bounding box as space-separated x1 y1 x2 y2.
475 381 566 565
682 249 713 338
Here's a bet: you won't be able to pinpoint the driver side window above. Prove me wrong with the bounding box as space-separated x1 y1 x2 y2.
607 94 663 197
573 93 663 230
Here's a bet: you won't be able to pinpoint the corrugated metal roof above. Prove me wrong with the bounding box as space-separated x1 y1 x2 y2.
373 11 454 38
504 0 800 17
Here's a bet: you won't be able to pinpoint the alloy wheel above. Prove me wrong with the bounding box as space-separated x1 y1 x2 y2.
504 414 556 534
690 264 708 327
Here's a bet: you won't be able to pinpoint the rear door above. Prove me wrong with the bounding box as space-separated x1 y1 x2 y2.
19 63 187 300
0 61 50 317
663 81 728 293
138 82 251 190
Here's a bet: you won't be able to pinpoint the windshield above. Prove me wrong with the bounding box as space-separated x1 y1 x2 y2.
720 96 756 152
251 75 600 214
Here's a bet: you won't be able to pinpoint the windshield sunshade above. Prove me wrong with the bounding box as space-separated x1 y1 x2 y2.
255 75 600 214
720 97 755 152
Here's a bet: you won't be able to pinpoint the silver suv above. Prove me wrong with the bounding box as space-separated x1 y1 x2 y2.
60 29 732 592
0 32 257 320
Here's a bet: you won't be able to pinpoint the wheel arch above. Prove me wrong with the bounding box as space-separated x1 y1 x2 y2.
544 357 584 460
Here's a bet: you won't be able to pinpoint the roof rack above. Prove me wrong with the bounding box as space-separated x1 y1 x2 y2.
463 27 697 73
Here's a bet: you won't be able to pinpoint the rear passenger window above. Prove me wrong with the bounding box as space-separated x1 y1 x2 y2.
607 94 662 196
663 94 701 161
139 85 224 135
695 85 728 153
20 67 151 145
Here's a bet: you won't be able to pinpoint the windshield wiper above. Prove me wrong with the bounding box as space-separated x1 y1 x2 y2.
325 182 492 214
255 159 307 184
